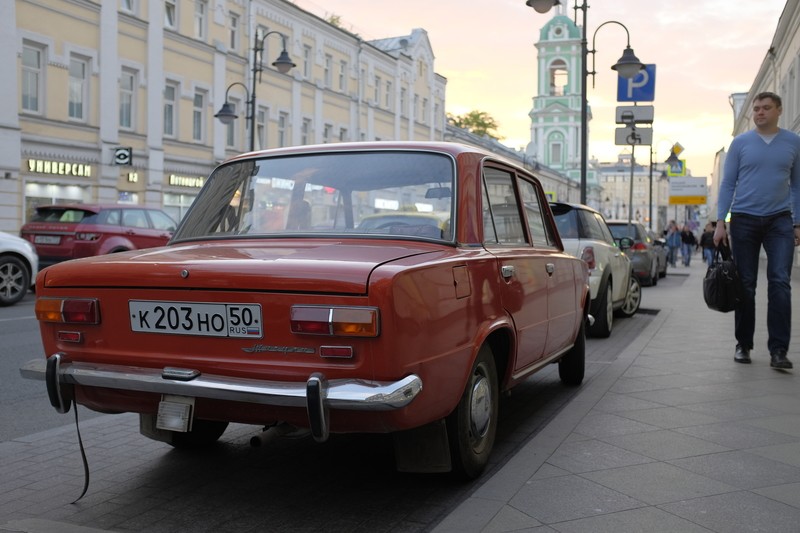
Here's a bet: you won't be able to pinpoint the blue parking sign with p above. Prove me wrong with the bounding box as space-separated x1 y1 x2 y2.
617 64 656 102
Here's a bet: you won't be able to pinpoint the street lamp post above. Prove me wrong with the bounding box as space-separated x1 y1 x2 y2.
215 30 295 152
525 1 644 205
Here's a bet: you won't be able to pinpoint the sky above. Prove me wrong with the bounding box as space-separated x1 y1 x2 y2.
291 0 788 180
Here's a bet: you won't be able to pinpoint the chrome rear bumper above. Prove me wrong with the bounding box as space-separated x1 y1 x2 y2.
20 355 423 442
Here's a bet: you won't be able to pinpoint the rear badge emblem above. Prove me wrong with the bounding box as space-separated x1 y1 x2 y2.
180 270 189 278
242 344 315 355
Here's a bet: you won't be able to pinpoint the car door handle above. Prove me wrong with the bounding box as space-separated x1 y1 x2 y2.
546 263 555 276
501 265 515 279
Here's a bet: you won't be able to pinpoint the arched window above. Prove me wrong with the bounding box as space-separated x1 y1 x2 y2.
549 59 569 96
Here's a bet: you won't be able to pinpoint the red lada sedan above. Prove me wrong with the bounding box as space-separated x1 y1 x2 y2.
21 142 589 479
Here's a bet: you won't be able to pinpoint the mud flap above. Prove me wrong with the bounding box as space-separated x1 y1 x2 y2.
393 418 452 473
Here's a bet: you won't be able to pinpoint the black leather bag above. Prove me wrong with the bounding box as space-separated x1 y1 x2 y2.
703 246 741 313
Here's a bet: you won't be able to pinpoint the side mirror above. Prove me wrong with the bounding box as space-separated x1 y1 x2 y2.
619 236 634 250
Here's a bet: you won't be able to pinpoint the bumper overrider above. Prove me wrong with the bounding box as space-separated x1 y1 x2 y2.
20 354 423 442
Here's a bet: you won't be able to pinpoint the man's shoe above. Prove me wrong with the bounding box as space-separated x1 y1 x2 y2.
734 345 751 364
770 351 793 369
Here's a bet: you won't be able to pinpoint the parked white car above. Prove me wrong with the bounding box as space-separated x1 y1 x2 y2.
551 203 640 337
0 231 39 306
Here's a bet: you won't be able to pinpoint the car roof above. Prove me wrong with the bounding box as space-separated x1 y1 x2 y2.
34 204 162 212
549 202 601 215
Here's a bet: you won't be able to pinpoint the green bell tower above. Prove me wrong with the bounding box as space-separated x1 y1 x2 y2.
527 6 587 184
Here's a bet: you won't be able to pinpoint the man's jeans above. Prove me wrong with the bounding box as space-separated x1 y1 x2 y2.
703 247 714 267
729 212 795 354
681 243 693 265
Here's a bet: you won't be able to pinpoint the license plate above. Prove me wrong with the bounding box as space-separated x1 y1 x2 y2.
34 235 60 245
129 300 263 338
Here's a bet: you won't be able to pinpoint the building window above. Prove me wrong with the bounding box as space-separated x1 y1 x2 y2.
164 0 176 28
385 81 392 110
163 82 177 137
194 0 207 40
228 12 239 52
421 98 428 124
338 60 347 92
255 106 268 150
400 87 407 117
323 124 332 143
303 45 312 79
338 127 348 142
119 69 136 130
278 112 289 147
373 75 381 104
324 54 332 87
226 100 239 147
21 44 43 113
549 60 568 96
301 118 312 145
414 94 419 119
551 143 562 165
68 56 88 121
120 0 136 13
192 90 205 142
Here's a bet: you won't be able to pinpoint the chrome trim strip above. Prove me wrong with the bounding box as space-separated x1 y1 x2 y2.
20 358 422 411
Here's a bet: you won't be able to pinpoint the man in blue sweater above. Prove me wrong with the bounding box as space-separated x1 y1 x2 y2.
714 91 800 369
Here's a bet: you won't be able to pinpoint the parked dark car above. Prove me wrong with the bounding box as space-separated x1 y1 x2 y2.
606 220 660 286
21 142 589 480
20 204 177 268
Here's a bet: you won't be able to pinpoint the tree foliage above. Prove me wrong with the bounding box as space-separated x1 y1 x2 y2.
447 110 503 140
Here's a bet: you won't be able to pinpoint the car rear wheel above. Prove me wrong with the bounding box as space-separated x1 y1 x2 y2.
447 344 498 480
589 280 613 338
559 320 585 386
168 420 229 449
616 275 641 318
0 256 30 306
648 259 658 286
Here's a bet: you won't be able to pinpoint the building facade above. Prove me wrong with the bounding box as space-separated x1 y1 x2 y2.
2 0 446 232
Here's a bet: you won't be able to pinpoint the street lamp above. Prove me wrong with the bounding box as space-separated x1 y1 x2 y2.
215 30 295 152
525 1 645 205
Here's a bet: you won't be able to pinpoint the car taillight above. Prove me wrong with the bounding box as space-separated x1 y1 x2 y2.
75 232 100 241
290 306 379 337
580 247 596 270
631 243 648 251
36 298 100 324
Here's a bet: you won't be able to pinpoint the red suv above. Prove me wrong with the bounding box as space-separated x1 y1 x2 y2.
21 204 177 269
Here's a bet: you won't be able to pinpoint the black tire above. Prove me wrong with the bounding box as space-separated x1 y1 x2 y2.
0 256 30 306
168 420 229 449
446 344 498 480
616 275 641 318
589 280 612 338
649 259 658 286
559 320 585 386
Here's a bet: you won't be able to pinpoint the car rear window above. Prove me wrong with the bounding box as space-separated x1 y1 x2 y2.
31 208 95 223
608 223 643 241
551 206 579 239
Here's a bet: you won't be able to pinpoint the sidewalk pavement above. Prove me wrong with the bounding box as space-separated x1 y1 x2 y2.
435 257 800 533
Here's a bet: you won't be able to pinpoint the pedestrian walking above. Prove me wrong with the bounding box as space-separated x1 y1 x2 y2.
665 221 680 267
714 91 800 369
699 221 716 267
680 225 697 266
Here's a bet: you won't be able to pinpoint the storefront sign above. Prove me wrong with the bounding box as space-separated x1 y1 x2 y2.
169 174 205 188
28 159 92 177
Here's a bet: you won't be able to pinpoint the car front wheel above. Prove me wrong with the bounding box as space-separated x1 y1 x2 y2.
447 344 498 480
0 256 30 306
616 275 641 318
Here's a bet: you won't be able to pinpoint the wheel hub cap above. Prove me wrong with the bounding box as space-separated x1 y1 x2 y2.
470 376 491 437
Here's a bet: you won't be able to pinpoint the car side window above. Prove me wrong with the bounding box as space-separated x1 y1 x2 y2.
595 214 616 245
96 209 121 226
516 177 553 247
148 210 178 232
122 209 149 229
482 167 525 245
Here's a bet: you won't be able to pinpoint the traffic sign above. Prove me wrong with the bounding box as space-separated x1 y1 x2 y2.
666 159 686 177
669 176 707 205
615 105 654 124
615 126 652 146
114 147 132 166
617 64 656 102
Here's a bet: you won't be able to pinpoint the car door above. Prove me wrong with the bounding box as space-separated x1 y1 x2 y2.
583 211 629 303
483 167 548 370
